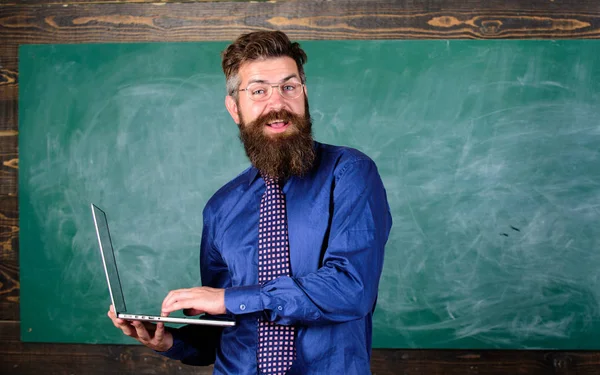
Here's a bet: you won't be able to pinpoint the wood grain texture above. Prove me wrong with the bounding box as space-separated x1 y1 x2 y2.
0 132 18 196
2 320 600 375
3 0 600 374
0 321 214 375
3 0 600 12
1 0 600 49
1 0 274 6
0 196 18 321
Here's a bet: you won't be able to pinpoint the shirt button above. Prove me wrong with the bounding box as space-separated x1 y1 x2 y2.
277 306 283 311
240 304 246 311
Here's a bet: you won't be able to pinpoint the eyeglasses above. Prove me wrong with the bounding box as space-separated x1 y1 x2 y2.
237 81 305 102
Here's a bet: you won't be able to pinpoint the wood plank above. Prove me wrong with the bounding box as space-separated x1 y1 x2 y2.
372 348 600 375
1 1 600 47
2 321 600 374
0 321 214 374
3 0 600 12
0 195 18 321
0 66 18 102
0 98 17 129
0 134 17 196
1 0 282 6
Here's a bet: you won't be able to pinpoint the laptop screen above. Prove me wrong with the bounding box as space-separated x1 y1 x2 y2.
91 204 127 313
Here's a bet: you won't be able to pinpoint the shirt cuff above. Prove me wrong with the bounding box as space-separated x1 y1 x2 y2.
225 284 262 315
154 328 189 360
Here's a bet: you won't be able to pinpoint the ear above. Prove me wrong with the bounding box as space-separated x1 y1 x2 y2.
225 95 240 124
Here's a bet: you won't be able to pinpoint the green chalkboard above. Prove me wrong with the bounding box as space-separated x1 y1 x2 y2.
19 40 600 349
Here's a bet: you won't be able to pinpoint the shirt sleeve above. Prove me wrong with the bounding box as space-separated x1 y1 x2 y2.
155 324 223 366
154 216 228 365
225 158 392 325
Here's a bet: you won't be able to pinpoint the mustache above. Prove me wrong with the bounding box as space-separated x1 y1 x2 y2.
250 109 299 128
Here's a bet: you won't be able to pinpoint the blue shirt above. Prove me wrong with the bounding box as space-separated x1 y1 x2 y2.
159 142 392 374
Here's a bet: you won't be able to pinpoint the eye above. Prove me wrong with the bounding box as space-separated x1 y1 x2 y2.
246 83 269 97
282 84 297 92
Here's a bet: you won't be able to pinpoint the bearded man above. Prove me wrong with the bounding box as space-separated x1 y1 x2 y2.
108 30 392 375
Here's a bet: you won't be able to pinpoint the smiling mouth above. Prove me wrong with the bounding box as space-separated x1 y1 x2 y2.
266 120 288 129
264 120 291 134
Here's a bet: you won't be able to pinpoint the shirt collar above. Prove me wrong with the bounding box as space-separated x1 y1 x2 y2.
247 166 261 186
246 167 287 187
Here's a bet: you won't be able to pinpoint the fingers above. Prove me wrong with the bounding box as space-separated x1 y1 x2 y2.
161 288 190 313
131 320 152 342
106 305 173 351
162 288 198 315
161 287 226 316
132 320 173 352
153 323 174 352
162 298 192 315
107 305 126 327
154 322 165 342
107 306 137 338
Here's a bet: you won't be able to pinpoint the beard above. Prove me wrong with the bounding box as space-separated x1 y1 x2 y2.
238 99 316 180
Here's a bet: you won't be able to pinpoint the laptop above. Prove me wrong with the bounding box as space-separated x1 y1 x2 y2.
91 203 235 327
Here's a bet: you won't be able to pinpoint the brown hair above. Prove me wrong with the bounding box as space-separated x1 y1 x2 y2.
221 31 308 98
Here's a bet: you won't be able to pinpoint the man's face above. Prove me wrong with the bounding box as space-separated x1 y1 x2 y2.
226 56 306 135
225 56 315 179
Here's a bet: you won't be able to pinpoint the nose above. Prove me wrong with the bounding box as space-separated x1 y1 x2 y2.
266 86 286 110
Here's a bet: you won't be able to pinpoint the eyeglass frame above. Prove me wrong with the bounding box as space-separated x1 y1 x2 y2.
235 81 306 102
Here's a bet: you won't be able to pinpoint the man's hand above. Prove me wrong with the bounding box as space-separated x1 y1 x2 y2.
161 286 226 317
107 305 173 352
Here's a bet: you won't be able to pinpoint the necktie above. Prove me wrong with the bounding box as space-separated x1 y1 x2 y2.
257 177 296 374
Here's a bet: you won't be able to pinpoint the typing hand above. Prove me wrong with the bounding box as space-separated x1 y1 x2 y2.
161 286 226 317
107 305 173 352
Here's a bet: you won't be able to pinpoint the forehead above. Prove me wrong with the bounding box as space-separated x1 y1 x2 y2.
238 56 300 84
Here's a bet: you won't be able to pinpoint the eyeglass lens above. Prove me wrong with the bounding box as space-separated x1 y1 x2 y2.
246 82 303 101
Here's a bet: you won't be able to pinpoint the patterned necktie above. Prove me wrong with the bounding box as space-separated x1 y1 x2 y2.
257 177 296 374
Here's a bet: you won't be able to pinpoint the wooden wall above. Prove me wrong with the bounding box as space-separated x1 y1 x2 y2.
2 1 600 373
